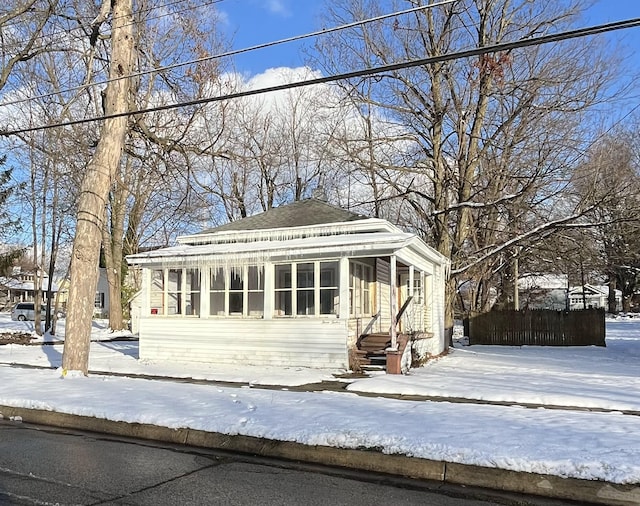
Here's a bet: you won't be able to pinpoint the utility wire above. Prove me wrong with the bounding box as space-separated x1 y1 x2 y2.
1 0 224 43
2 16 640 137
0 0 458 109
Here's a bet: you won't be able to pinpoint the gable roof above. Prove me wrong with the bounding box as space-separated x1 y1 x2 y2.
197 199 367 234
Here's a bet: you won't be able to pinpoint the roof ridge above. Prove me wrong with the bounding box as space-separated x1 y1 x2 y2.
196 198 368 235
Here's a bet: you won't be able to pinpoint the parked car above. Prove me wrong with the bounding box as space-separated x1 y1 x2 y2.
11 302 46 321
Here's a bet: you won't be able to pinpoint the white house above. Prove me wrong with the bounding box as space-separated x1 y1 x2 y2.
568 284 622 311
126 199 449 372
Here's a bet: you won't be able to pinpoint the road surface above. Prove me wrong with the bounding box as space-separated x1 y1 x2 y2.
0 420 577 505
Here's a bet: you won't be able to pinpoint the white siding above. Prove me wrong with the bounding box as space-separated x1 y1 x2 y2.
139 317 349 369
376 259 392 330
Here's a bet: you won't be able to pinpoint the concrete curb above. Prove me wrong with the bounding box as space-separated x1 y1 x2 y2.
1 405 639 505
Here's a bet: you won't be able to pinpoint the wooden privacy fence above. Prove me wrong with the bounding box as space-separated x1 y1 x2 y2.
463 309 605 347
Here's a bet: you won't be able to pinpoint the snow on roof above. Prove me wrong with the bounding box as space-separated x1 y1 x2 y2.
0 276 59 292
518 273 568 290
130 232 411 264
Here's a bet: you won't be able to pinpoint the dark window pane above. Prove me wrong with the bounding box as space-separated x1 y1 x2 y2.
211 268 225 290
297 290 314 315
275 291 292 315
297 263 314 288
275 265 291 289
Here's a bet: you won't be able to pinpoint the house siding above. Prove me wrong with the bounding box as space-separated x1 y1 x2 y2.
376 258 392 331
138 317 349 369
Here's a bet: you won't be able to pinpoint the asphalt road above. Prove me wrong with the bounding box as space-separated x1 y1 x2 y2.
0 420 582 506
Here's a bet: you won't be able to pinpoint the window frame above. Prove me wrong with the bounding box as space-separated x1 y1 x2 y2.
273 260 340 318
349 260 374 317
209 265 265 318
149 267 201 317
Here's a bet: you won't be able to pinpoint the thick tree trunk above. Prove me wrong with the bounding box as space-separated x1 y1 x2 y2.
62 0 135 375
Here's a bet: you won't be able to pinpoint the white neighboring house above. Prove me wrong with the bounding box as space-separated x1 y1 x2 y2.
126 199 450 371
94 267 110 318
568 284 622 311
55 267 111 317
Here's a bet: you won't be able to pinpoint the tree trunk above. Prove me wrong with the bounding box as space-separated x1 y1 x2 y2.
608 278 617 314
62 0 135 375
101 194 126 330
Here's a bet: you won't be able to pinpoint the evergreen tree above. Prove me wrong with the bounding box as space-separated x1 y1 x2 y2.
0 155 24 275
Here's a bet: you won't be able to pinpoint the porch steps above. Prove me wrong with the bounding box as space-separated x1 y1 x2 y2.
355 333 410 370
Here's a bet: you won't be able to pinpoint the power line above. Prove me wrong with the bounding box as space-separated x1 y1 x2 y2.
0 0 458 109
1 0 224 46
2 16 640 137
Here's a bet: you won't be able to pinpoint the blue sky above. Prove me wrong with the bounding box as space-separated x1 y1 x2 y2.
218 0 640 75
218 0 319 73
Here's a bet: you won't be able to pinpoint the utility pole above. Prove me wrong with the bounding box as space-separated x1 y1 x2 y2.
62 0 135 375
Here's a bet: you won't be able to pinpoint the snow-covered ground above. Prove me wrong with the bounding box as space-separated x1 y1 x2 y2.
0 314 639 485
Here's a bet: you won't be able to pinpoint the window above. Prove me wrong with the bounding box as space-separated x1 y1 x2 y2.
408 274 423 304
185 269 200 316
247 266 265 316
210 268 225 315
150 269 164 315
350 261 373 316
274 261 340 317
320 262 339 315
210 266 264 317
296 263 314 315
229 267 244 315
275 264 292 315
94 292 105 309
149 268 200 316
167 269 182 315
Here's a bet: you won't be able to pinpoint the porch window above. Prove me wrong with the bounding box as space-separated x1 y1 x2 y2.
274 260 340 317
210 266 264 317
167 269 182 315
349 261 373 316
275 264 292 315
408 274 423 304
247 266 265 316
229 268 243 315
210 268 225 315
150 269 164 314
185 269 201 316
320 261 339 315
296 263 314 315
150 268 200 316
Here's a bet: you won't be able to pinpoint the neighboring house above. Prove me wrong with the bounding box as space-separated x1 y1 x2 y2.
568 284 621 311
56 267 111 317
126 199 449 371
94 267 110 318
0 268 59 310
518 273 568 310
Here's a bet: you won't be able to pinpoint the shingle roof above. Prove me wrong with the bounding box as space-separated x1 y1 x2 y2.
198 199 368 234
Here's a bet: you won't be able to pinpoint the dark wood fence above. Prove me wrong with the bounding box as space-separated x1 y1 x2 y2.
463 309 605 347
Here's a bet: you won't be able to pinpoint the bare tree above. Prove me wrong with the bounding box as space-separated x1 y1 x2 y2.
573 130 640 312
313 0 622 334
62 0 135 375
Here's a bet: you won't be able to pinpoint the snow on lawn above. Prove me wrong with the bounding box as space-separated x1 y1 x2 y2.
347 317 640 412
0 313 639 485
